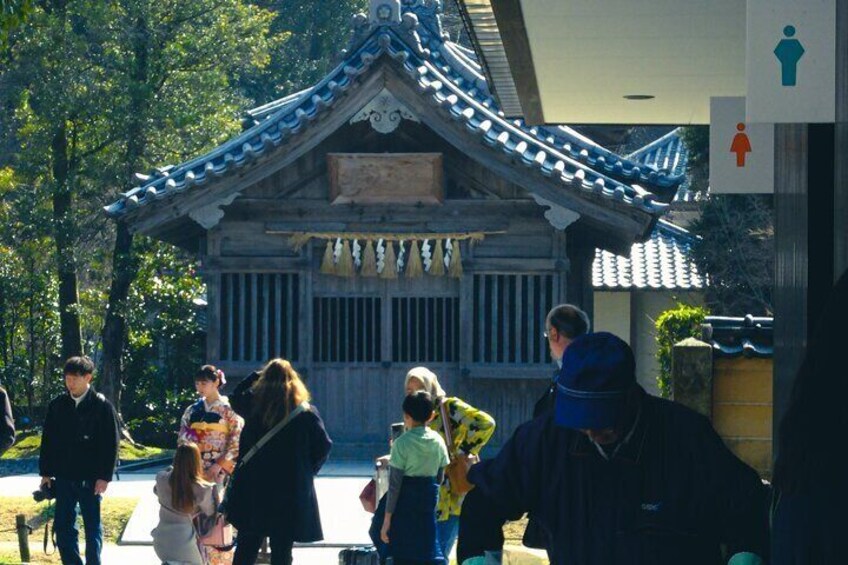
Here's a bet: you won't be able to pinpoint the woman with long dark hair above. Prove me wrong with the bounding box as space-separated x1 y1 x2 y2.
152 442 219 565
772 270 848 563
226 359 332 565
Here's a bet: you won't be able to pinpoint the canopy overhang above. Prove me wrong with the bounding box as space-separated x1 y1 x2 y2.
456 0 746 125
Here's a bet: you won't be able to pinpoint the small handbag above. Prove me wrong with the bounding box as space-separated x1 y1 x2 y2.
195 512 233 548
359 478 377 513
439 401 476 495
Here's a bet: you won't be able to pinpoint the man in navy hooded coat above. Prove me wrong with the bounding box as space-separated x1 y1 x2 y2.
461 332 769 565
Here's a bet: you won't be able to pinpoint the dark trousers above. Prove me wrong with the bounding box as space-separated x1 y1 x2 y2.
234 532 293 565
54 478 103 565
457 488 507 564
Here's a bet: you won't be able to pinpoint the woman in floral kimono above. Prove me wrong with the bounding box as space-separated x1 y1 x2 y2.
179 365 243 565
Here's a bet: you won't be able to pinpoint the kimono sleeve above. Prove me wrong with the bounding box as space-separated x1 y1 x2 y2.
220 405 243 474
177 402 197 445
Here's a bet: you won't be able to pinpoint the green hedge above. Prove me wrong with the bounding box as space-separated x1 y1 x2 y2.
655 303 709 398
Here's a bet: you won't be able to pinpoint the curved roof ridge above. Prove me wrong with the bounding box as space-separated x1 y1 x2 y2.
404 41 666 212
656 218 698 240
106 23 668 219
531 123 686 191
245 87 314 123
626 127 684 161
105 32 386 216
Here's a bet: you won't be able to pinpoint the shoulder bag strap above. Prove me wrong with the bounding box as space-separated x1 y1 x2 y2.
439 400 455 460
239 401 310 468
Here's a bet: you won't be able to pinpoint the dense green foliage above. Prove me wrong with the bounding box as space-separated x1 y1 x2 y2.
655 303 710 398
0 0 380 445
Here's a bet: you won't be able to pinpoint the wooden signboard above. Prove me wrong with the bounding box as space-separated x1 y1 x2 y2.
327 153 444 205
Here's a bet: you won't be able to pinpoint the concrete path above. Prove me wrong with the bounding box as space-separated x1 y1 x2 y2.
0 463 469 564
122 476 374 546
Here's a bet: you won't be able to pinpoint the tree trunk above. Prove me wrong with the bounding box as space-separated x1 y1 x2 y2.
51 122 83 360
99 222 136 410
99 14 148 413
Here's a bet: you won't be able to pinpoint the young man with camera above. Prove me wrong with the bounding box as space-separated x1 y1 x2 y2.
38 356 120 565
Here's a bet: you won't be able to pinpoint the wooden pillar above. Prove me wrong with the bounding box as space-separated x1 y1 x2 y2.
566 228 595 323
836 0 848 279
671 337 713 419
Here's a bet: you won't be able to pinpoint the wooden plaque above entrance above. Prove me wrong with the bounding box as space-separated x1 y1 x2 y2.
327 153 444 205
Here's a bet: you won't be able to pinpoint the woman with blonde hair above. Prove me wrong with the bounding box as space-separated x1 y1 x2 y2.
404 367 495 564
226 359 332 565
152 442 220 565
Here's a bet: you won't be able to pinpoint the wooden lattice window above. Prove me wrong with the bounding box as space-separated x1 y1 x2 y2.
313 297 382 363
220 273 300 362
392 297 460 363
472 274 555 364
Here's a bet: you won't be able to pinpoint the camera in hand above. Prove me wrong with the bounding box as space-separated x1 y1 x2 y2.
32 482 55 502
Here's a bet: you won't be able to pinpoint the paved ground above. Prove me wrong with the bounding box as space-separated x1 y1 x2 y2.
0 462 391 564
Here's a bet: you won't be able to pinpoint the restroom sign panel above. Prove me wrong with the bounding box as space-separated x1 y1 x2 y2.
746 0 836 123
710 97 774 194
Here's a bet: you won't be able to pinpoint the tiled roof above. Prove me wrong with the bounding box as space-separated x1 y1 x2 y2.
627 128 701 205
702 315 773 358
105 4 677 220
593 219 704 290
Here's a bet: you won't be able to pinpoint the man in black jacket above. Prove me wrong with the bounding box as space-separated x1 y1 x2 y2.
458 304 590 558
0 385 14 455
461 333 769 565
39 356 120 565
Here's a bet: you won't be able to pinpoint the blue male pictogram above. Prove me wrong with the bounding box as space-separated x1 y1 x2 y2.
774 25 805 86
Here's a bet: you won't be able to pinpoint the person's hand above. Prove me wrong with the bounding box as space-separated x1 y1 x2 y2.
380 521 390 544
205 463 222 481
40 476 52 489
94 480 109 495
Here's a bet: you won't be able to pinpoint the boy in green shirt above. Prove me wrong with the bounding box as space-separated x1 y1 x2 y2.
379 391 449 564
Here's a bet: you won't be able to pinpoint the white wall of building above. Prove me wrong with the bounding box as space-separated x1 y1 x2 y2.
594 290 704 396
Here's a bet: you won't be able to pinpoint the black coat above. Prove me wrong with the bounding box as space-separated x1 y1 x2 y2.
225 406 332 541
771 488 848 564
0 387 14 455
39 387 120 482
467 392 769 565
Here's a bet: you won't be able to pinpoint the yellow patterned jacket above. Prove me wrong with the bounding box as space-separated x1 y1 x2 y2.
178 397 243 475
429 396 496 520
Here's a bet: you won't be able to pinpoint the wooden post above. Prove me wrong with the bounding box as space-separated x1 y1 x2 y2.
16 514 30 563
671 337 714 419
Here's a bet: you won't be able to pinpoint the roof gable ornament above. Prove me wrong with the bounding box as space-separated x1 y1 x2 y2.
350 87 420 134
370 0 401 25
348 0 442 58
530 195 581 231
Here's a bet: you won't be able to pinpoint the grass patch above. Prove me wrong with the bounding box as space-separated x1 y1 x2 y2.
0 496 138 563
118 443 172 461
503 516 530 545
0 433 41 460
0 544 63 564
0 496 137 546
1 432 172 462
